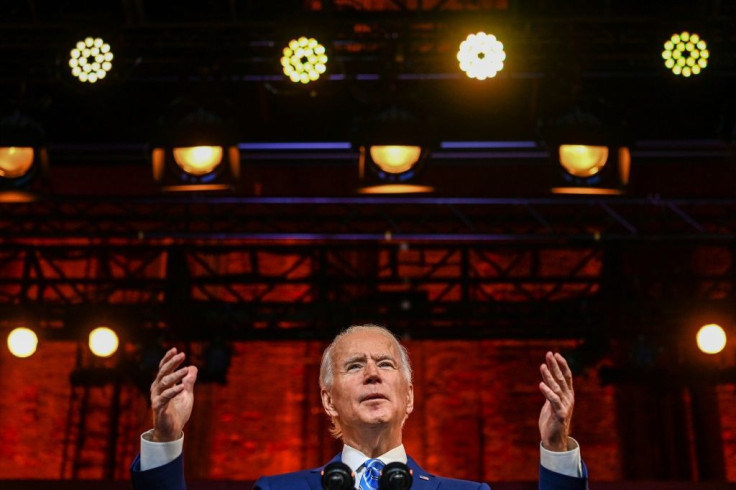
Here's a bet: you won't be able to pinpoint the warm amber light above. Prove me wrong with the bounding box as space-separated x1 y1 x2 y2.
0 190 38 202
89 326 119 357
7 327 38 358
162 184 232 192
0 147 34 178
358 184 434 194
618 147 631 185
696 324 727 354
550 187 623 195
151 147 165 181
369 145 422 174
173 146 223 175
559 145 609 177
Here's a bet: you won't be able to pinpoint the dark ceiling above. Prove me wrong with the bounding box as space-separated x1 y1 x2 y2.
0 0 735 197
1 1 736 345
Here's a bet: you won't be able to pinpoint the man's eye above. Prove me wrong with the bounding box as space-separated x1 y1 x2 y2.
347 364 361 371
379 361 394 368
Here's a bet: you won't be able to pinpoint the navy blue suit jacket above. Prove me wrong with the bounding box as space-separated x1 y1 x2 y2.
130 452 588 490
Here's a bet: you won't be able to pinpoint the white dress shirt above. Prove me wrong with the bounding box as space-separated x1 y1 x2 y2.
341 443 408 488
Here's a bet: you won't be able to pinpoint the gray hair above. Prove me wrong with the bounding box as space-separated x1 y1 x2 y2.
320 324 413 439
320 324 412 390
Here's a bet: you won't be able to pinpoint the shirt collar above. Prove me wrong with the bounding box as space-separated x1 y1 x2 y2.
341 443 407 473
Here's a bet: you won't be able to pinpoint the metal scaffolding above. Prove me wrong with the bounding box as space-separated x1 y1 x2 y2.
2 195 736 240
1 196 735 339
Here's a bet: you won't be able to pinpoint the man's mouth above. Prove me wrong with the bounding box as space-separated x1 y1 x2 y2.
361 393 388 402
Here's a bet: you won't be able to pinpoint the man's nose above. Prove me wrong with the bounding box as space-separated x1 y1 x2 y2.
363 361 381 382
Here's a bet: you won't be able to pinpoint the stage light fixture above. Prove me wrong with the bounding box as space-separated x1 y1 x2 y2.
457 32 506 80
69 36 114 83
354 107 436 194
696 324 726 354
7 327 38 358
0 147 34 179
545 108 630 195
89 326 119 358
0 114 48 193
172 146 224 175
281 36 328 84
152 104 240 192
369 145 422 174
558 145 608 178
357 184 435 194
662 31 708 77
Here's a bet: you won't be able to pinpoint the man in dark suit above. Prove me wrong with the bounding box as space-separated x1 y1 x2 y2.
130 324 587 490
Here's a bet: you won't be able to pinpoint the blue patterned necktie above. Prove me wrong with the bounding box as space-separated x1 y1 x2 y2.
359 459 385 490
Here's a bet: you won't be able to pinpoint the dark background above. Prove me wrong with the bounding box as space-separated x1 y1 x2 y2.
0 0 735 486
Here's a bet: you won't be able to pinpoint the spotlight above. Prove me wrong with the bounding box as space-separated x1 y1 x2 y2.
0 114 48 194
545 107 630 195
457 32 506 80
0 147 34 179
7 327 38 358
69 36 114 83
696 324 727 354
89 326 119 357
281 36 328 84
354 107 436 194
558 145 609 178
369 146 422 175
662 31 708 77
172 146 223 175
152 102 240 192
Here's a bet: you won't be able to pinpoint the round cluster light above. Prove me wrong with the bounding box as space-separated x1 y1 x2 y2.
281 36 328 84
69 37 114 83
662 31 708 77
457 32 506 80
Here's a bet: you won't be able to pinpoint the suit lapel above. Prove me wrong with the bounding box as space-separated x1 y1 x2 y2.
307 453 342 490
407 456 440 490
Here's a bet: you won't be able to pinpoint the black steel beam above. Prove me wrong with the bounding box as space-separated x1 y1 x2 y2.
2 196 736 240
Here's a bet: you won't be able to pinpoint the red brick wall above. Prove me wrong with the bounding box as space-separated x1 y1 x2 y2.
0 341 79 477
718 385 736 481
0 339 733 482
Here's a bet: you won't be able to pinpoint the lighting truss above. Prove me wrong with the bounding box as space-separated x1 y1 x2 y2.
1 196 736 240
2 196 736 340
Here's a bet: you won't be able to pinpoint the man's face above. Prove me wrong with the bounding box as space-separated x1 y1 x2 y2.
321 330 414 437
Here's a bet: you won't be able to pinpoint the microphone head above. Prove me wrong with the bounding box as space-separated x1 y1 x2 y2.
321 461 354 490
379 461 413 490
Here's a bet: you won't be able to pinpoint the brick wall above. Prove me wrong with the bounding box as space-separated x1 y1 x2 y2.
0 339 732 482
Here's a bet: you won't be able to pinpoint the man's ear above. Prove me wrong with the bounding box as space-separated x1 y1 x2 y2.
406 384 414 415
321 388 338 417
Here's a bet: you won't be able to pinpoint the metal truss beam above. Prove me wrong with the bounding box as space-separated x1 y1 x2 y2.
1 236 734 339
2 196 736 241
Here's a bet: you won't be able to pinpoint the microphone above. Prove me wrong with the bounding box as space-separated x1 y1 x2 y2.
321 461 355 490
379 462 413 490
